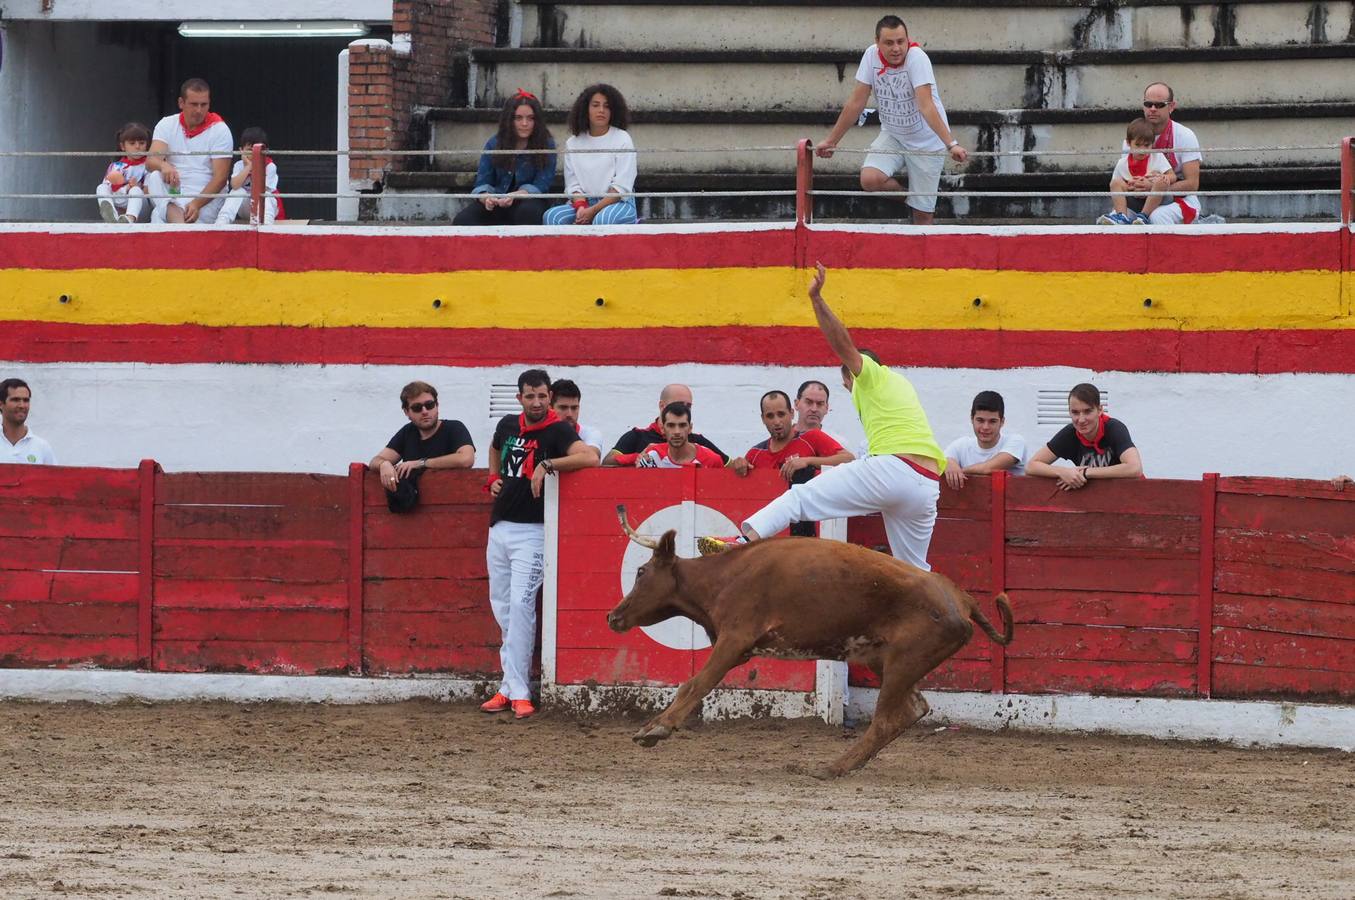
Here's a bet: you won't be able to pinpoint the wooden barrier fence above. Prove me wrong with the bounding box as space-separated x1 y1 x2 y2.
1 463 1351 703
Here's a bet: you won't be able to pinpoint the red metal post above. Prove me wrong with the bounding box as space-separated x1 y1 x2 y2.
795 138 814 227
989 470 1007 693
136 459 158 668
347 462 366 674
250 142 266 226
1197 472 1219 698
1340 137 1354 225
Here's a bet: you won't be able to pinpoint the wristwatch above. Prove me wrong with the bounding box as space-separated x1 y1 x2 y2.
947 140 959 148
542 458 557 475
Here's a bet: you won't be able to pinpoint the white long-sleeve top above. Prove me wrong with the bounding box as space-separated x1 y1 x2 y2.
562 127 636 197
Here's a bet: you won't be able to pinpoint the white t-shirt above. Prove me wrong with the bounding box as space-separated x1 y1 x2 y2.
577 423 605 462
229 159 279 193
2 430 56 465
151 114 234 197
854 44 948 152
1112 151 1172 184
1123 121 1201 209
944 432 1026 476
563 127 637 197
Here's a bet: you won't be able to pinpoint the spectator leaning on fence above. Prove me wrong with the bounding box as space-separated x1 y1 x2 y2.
1 379 56 466
96 122 150 224
1027 383 1142 491
745 390 853 536
144 78 233 224
611 402 726 468
543 83 638 226
943 390 1026 490
604 384 729 466
454 90 557 227
1132 81 1207 225
816 15 968 226
369 381 475 495
216 127 282 225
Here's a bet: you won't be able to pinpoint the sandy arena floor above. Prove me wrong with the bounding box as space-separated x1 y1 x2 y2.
0 700 1352 899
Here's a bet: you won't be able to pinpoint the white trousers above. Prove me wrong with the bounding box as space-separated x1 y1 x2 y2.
144 170 224 224
216 187 278 224
486 520 545 700
742 454 940 571
96 182 144 220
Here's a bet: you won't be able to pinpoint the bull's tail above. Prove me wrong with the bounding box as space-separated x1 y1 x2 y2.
969 593 1014 646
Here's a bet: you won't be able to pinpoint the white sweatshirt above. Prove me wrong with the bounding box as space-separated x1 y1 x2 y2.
562 126 636 198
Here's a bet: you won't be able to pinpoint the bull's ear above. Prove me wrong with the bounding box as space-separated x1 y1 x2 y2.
655 529 678 563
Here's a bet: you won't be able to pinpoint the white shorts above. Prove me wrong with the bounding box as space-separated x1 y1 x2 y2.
862 131 947 213
1148 196 1202 225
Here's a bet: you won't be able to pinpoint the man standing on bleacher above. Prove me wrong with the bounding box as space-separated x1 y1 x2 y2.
816 15 968 225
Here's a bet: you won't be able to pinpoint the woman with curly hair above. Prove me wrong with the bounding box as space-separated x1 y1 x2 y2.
453 89 557 226
543 83 638 226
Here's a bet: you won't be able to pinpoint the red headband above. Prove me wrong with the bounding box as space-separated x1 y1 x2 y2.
511 89 538 102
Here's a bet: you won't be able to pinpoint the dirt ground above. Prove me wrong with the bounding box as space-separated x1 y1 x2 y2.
0 700 1352 900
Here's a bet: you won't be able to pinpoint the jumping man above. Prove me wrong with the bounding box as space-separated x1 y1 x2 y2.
705 264 945 571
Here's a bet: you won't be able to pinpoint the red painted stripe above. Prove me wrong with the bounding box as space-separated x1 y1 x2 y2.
0 228 1339 274
7 321 1355 374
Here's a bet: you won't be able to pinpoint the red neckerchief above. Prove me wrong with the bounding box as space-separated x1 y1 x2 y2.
1075 414 1111 455
119 155 146 166
180 111 224 139
1152 119 1178 172
1126 154 1150 178
519 409 561 435
643 420 664 435
877 42 920 76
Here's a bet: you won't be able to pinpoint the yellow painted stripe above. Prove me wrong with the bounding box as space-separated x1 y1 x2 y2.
3 267 1350 331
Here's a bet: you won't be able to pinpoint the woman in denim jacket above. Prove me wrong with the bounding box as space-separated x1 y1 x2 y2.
453 90 557 226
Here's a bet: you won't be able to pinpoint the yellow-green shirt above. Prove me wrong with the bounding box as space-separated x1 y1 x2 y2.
851 356 946 471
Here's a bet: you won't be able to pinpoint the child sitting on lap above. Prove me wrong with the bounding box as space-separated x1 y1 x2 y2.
1097 118 1173 226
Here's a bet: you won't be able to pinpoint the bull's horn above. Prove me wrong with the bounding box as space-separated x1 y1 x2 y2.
616 504 659 549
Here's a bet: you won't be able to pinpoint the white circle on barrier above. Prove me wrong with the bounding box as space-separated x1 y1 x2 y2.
619 503 738 651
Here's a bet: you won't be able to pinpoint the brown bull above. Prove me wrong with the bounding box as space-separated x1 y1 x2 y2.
608 505 1013 777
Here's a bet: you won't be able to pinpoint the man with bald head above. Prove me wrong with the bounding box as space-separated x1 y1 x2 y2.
604 383 730 466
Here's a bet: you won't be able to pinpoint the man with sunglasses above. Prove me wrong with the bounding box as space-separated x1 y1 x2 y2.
1129 82 1206 224
369 381 475 490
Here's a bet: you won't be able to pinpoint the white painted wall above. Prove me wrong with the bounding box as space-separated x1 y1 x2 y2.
0 1 392 21
0 20 160 222
4 361 1351 480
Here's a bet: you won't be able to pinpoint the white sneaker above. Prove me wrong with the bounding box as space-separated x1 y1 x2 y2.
98 198 118 223
1198 213 1227 225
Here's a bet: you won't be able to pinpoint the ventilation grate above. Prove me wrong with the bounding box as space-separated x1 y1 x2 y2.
489 384 519 419
1037 388 1109 427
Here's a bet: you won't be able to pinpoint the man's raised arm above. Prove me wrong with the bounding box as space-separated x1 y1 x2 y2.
807 263 863 375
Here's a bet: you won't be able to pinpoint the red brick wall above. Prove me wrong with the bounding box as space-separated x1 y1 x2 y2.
348 0 501 187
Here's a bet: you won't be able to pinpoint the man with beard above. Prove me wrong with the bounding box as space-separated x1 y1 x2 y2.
745 390 852 535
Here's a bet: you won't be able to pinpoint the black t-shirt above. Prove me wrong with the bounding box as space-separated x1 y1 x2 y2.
491 414 581 525
385 419 474 462
1046 417 1135 468
610 424 728 464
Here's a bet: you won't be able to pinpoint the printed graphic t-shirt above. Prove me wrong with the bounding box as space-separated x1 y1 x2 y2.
854 44 948 152
1046 418 1136 468
491 414 581 525
614 442 725 468
610 423 728 463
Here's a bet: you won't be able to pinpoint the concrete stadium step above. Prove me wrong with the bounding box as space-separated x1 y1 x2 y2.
515 1 1355 53
425 103 1355 175
379 165 1339 224
469 43 1355 111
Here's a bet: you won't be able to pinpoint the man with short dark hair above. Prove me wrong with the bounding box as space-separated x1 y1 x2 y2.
369 381 475 492
943 391 1026 490
817 15 967 224
482 369 597 719
745 390 853 536
604 383 733 467
705 265 946 572
612 401 725 468
550 378 604 463
145 77 233 224
1 379 56 465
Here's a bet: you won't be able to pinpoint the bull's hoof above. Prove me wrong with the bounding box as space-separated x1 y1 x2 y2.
632 724 672 747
